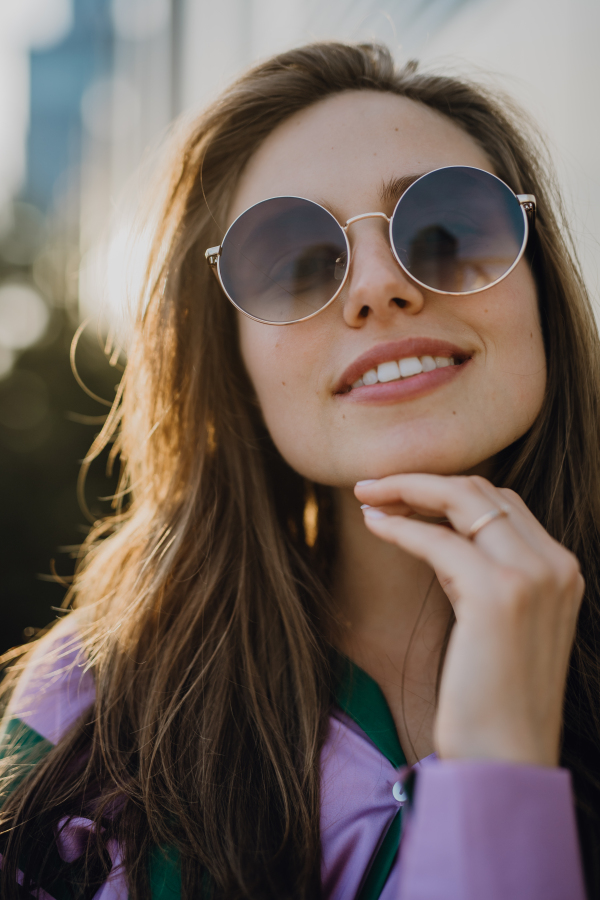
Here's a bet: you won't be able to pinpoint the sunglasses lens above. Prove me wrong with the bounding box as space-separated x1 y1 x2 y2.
219 197 348 323
391 167 526 294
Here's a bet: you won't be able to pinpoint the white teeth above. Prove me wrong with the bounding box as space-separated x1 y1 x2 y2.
377 360 401 383
399 356 422 378
351 355 458 388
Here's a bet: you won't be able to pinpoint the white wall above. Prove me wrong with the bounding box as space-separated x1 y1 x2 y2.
420 0 600 303
178 0 472 114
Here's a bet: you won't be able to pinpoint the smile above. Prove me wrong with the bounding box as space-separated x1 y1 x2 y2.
334 337 472 405
351 355 456 389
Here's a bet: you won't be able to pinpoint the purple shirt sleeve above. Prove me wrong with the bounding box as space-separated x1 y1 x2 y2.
7 625 95 745
397 760 586 900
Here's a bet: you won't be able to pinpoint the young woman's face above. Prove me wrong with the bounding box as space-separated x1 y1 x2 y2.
232 91 546 486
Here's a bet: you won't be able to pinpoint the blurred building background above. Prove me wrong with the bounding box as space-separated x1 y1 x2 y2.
1 0 599 652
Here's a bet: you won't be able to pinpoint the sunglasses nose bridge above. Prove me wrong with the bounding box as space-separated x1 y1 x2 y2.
343 211 391 231
342 212 393 262
341 212 392 262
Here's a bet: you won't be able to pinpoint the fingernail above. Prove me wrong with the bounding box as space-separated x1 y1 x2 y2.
356 479 378 486
360 504 371 510
363 507 387 519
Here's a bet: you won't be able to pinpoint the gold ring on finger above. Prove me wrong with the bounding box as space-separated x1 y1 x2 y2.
467 503 511 540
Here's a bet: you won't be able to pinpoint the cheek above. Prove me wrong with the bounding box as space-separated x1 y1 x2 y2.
474 265 546 428
238 317 328 464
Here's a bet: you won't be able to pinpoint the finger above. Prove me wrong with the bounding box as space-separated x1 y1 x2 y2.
359 500 449 525
359 474 547 572
472 479 570 561
358 500 413 517
355 473 477 519
356 473 504 534
467 478 544 552
355 481 438 519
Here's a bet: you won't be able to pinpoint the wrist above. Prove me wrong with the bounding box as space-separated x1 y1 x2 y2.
435 730 560 767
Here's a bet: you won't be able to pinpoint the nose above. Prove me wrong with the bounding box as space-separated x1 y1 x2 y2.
341 220 426 327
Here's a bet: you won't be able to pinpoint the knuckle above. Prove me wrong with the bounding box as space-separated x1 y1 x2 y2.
568 572 586 610
455 475 487 502
498 487 520 503
469 474 493 491
453 475 475 489
535 559 556 587
555 553 584 594
499 488 530 515
488 552 585 622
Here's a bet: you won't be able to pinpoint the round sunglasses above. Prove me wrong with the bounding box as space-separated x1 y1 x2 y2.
205 165 536 326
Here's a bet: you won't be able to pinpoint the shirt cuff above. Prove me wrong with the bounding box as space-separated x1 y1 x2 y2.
397 759 586 900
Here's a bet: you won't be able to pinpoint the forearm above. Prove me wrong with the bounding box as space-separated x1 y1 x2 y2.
398 760 586 900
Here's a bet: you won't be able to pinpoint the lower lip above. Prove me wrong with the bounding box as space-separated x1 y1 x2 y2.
337 359 470 404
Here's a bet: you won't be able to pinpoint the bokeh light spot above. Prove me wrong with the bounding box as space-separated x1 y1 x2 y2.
0 282 50 350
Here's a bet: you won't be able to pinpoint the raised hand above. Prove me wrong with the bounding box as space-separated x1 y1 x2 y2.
355 474 584 767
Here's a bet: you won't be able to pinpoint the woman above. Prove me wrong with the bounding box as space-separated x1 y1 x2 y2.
0 41 598 900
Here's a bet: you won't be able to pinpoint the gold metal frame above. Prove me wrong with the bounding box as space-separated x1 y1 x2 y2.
205 165 537 326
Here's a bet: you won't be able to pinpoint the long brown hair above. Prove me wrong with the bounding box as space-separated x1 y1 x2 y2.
2 42 600 899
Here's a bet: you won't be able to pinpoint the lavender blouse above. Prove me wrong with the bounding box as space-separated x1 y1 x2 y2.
0 625 587 899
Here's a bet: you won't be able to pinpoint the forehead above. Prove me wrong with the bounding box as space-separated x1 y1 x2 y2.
229 90 493 223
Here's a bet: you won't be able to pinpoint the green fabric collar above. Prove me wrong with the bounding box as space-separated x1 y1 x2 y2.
333 654 407 769
332 656 407 900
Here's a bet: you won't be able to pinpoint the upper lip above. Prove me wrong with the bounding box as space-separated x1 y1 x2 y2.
334 337 472 393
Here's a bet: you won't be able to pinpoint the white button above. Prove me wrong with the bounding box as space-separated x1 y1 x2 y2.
392 781 407 803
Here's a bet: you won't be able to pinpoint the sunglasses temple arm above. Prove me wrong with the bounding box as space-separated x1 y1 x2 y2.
516 194 536 226
205 246 221 269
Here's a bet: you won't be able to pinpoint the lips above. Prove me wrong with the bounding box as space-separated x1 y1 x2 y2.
334 338 472 394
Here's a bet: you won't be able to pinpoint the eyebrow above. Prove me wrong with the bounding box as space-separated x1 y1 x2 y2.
379 173 425 206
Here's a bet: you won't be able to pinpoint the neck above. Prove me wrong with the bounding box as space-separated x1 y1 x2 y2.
331 487 453 764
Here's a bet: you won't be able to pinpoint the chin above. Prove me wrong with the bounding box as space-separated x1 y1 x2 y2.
309 446 497 487
277 424 509 487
